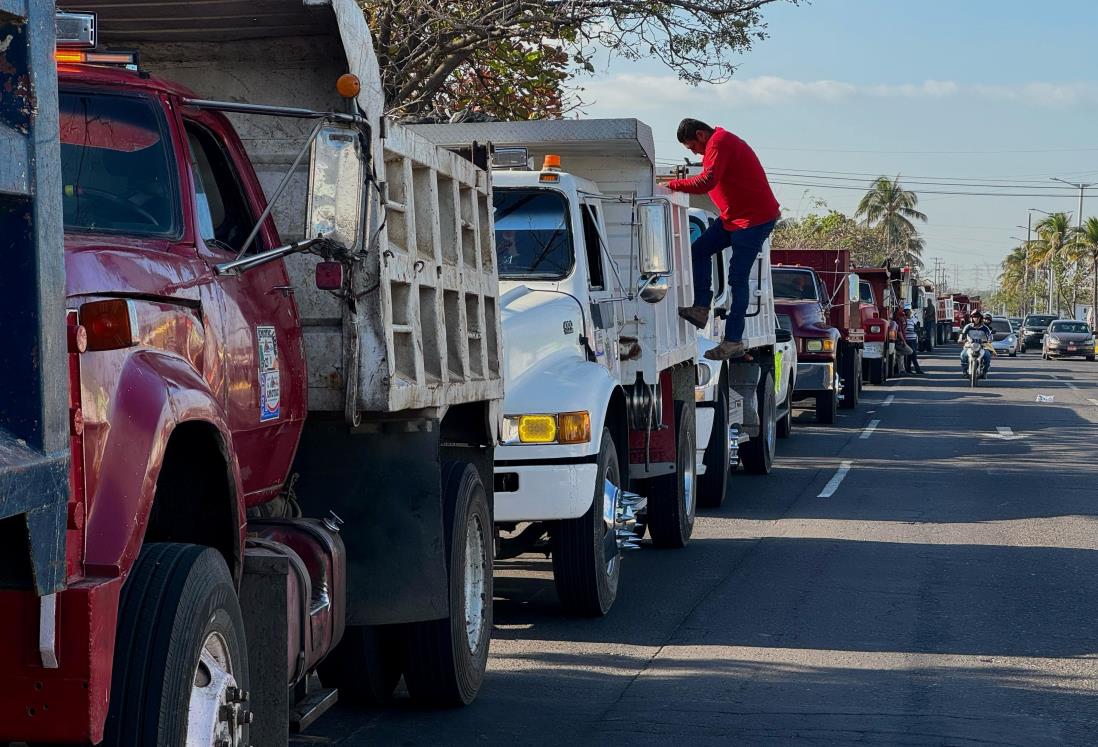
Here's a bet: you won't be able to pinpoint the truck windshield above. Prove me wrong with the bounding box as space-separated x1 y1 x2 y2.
494 189 573 280
59 92 177 237
859 281 875 305
772 269 820 301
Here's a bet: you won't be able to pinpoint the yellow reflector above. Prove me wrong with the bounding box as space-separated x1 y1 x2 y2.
557 411 591 444
822 339 835 352
336 73 361 99
518 415 557 443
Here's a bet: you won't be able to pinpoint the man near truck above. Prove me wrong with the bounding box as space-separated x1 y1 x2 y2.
668 118 781 360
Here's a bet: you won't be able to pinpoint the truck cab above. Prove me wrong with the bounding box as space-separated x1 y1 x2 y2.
772 266 843 424
856 268 902 383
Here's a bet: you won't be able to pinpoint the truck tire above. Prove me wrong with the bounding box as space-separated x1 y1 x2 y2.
551 428 622 616
741 372 776 474
869 358 885 385
815 386 837 425
646 401 697 548
318 624 402 703
103 543 250 747
697 379 730 509
839 350 860 409
776 389 793 439
400 462 492 706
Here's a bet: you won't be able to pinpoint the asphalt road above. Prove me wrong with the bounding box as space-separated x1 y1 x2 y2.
293 346 1098 746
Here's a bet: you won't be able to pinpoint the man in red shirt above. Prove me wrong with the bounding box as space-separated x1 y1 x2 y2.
667 118 780 360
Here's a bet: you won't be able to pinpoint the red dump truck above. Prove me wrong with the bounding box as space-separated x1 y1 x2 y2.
1 4 504 745
771 248 863 410
856 267 905 382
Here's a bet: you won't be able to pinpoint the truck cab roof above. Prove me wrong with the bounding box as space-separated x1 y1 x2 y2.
58 62 196 99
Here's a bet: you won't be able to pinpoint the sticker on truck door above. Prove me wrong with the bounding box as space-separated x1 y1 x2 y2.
257 326 281 422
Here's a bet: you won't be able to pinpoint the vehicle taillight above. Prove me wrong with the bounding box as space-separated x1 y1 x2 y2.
81 298 138 351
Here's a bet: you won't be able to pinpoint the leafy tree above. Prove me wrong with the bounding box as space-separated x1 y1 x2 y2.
855 176 927 267
771 209 887 266
1076 216 1098 322
1027 212 1082 315
359 0 791 118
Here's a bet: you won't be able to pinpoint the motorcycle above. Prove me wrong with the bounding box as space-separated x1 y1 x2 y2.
963 329 991 388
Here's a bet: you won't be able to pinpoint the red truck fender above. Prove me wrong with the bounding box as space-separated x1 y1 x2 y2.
84 349 244 583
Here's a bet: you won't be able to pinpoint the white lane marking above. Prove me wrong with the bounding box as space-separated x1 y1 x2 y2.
859 419 880 440
882 395 895 407
1088 398 1098 407
992 426 1024 441
818 460 853 498
1066 381 1079 391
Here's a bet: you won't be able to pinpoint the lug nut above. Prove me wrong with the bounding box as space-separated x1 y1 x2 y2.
242 710 255 724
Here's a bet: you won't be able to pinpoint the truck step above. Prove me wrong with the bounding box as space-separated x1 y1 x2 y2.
290 686 339 733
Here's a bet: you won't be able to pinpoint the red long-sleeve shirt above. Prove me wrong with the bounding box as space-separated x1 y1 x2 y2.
667 127 780 231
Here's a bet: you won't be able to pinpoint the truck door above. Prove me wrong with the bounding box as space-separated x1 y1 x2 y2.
181 113 306 502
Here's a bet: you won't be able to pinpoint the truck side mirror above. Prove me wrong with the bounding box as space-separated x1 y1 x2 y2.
637 275 669 304
306 124 365 251
637 202 672 276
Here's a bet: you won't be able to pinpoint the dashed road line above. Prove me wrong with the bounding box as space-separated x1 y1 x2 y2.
860 419 880 440
818 460 853 498
882 394 895 407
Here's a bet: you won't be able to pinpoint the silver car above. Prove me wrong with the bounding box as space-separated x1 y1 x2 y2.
1042 320 1095 360
989 318 1020 357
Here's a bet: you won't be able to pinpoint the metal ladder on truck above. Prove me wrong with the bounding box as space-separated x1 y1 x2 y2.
0 0 71 638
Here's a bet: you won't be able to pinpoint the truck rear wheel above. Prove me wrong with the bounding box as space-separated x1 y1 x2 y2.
103 543 250 747
741 372 776 474
318 624 402 703
646 401 697 548
551 428 622 616
697 379 730 508
400 462 492 707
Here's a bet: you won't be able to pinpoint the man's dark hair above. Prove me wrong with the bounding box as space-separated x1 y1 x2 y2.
677 118 714 143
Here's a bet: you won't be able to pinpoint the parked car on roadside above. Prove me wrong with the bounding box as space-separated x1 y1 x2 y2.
1020 314 1059 351
1042 320 1096 360
989 317 1020 357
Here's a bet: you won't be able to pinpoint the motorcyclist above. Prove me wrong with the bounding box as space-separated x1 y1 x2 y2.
959 311 993 376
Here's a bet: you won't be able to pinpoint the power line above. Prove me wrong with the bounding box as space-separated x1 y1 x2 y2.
769 179 1085 198
768 171 1080 191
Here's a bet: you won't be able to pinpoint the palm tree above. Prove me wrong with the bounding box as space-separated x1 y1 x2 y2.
856 176 928 266
1077 216 1098 324
1028 213 1078 314
998 244 1029 314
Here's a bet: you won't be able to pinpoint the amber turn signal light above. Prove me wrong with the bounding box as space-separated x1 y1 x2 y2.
81 299 138 351
336 74 361 99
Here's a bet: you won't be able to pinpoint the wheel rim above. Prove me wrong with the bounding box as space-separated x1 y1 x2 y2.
187 630 245 747
766 396 776 457
682 439 696 522
464 511 488 653
601 471 625 578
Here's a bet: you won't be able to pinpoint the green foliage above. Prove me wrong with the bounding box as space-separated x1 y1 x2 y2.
771 209 888 266
854 176 927 268
359 0 791 119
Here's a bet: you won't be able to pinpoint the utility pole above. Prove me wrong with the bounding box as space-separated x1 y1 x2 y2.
1050 178 1095 319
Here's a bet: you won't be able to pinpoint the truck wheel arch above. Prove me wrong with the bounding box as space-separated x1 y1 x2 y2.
144 421 242 583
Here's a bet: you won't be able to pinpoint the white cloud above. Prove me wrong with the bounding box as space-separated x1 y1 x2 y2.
580 74 1098 112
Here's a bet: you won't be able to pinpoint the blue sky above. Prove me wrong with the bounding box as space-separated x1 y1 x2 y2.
577 0 1098 288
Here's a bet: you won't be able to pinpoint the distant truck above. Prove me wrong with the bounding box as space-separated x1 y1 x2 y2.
935 295 957 344
856 267 903 383
2 4 504 745
771 248 864 409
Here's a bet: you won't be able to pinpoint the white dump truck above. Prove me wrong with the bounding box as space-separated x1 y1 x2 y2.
415 121 782 616
688 208 794 492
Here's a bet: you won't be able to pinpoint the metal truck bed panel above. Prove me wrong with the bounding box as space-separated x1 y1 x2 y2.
91 0 503 414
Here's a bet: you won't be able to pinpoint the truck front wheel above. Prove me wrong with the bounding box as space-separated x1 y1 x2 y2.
839 350 860 409
741 372 776 474
551 428 622 616
646 401 697 548
103 543 250 747
400 462 492 707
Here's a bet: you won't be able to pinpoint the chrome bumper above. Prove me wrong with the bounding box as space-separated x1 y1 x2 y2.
794 361 835 393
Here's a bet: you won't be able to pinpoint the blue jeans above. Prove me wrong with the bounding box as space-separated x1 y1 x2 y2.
691 219 776 342
960 348 991 372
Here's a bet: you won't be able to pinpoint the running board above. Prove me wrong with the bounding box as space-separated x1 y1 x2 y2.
291 687 339 733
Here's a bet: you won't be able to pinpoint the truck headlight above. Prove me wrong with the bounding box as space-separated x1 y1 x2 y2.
869 324 882 334
503 412 591 444
805 339 834 352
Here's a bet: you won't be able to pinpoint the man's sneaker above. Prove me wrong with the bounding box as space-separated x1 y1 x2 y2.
678 306 710 329
704 340 746 360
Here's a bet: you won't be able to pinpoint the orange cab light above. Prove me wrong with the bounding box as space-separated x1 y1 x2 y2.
81 299 138 351
542 154 561 171
336 74 361 99
557 411 592 444
55 50 86 64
